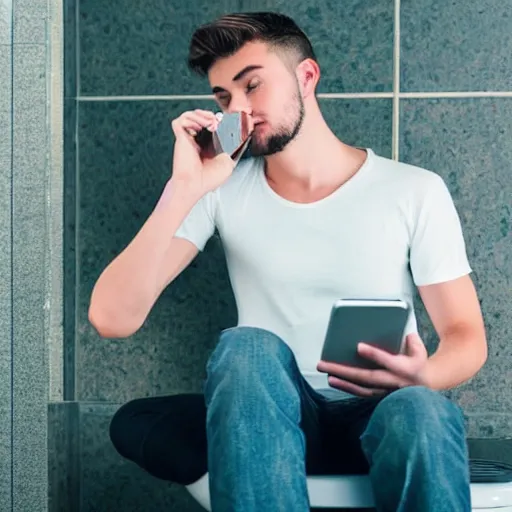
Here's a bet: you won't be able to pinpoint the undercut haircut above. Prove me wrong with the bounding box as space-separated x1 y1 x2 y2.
187 12 317 76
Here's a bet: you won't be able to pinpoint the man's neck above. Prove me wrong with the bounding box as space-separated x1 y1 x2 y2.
263 104 367 203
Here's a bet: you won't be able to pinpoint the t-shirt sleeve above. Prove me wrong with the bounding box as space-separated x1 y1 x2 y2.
409 174 472 286
173 190 217 251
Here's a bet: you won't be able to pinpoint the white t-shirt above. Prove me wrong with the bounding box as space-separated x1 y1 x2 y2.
174 148 472 389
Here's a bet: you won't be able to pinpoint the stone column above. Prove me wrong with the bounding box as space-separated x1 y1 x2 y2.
0 0 62 509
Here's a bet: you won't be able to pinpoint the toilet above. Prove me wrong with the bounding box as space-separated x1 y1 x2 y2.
186 462 512 511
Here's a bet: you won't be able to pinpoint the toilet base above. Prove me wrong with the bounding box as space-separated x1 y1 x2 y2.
186 473 512 510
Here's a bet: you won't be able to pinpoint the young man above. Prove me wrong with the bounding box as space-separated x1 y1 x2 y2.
89 12 488 512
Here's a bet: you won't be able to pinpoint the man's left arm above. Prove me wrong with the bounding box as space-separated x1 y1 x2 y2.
316 274 488 396
317 172 489 395
417 273 487 390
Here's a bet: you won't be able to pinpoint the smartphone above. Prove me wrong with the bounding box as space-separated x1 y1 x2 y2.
320 299 410 370
195 111 253 163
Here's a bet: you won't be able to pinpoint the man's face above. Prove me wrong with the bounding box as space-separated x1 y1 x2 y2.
208 41 305 156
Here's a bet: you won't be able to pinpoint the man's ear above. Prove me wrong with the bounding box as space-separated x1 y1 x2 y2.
296 58 320 99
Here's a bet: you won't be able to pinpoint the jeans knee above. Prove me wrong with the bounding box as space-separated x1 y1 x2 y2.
362 386 466 458
204 327 303 430
204 326 302 410
206 326 296 380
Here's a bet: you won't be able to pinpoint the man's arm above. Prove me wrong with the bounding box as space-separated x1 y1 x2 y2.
88 180 200 339
316 273 488 396
418 274 488 390
89 108 236 339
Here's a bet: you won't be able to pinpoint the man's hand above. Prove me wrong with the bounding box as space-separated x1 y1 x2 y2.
170 109 236 199
316 333 429 397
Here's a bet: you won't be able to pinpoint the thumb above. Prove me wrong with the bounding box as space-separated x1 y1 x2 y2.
405 332 426 358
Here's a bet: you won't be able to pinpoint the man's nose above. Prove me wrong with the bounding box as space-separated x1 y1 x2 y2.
226 94 252 116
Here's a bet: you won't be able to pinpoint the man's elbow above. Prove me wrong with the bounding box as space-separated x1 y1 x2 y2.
470 327 488 376
88 304 141 339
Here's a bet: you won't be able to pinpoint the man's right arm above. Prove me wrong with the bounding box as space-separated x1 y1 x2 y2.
88 180 200 339
89 108 237 339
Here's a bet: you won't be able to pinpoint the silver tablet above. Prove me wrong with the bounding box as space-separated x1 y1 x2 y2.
320 299 410 369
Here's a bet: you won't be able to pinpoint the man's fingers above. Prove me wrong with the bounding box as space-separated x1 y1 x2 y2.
193 109 219 122
317 360 407 388
356 343 404 373
171 111 219 138
404 333 426 357
327 376 389 397
185 127 199 137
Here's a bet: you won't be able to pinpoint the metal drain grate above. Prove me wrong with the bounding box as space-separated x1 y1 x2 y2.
470 459 512 483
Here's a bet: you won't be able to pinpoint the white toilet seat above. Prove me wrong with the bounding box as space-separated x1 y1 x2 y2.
186 473 512 510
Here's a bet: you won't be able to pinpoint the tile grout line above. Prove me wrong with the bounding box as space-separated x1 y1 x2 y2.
48 0 65 403
392 0 401 161
76 93 395 101
401 91 512 98
75 91 512 102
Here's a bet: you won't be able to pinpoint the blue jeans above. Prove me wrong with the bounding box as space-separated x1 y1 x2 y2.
205 326 471 512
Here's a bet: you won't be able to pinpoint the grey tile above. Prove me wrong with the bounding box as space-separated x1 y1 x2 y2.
0 409 11 510
76 100 236 402
449 358 512 418
79 0 393 96
11 43 48 510
319 99 393 158
0 1 12 44
401 2 512 92
48 402 80 512
13 0 47 44
80 403 204 512
79 0 240 96
0 46 11 114
400 98 512 416
0 42 12 512
466 416 512 441
238 1 394 93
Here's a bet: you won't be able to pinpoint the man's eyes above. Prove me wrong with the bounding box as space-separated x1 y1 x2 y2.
216 81 261 106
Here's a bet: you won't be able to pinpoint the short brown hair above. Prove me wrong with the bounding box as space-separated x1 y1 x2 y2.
188 12 316 76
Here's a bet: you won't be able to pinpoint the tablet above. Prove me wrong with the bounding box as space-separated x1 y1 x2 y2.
320 299 410 369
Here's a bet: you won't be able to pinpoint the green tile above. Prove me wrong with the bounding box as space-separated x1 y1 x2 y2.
239 0 394 94
63 98 77 401
79 0 393 95
48 402 80 512
64 0 77 98
401 1 512 92
79 0 241 96
79 403 204 512
468 438 512 462
77 99 236 402
76 98 392 402
401 98 512 424
320 99 392 158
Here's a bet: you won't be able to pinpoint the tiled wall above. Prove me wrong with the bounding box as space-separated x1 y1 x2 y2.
55 0 512 510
